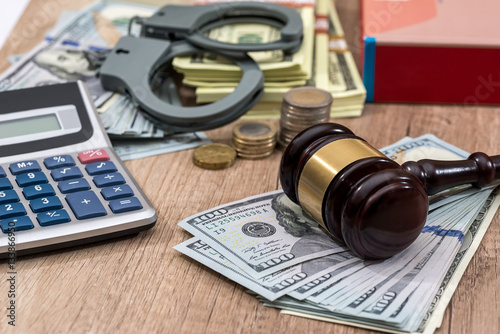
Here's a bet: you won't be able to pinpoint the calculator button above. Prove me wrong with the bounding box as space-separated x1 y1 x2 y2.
0 166 5 177
0 178 13 190
16 172 48 187
51 166 83 181
101 184 134 200
1 216 34 233
23 184 56 200
0 203 26 219
58 178 91 194
78 149 109 164
66 191 107 220
30 196 63 213
9 160 41 175
85 161 117 175
93 173 125 188
44 155 75 169
37 209 71 227
0 190 19 204
109 197 142 213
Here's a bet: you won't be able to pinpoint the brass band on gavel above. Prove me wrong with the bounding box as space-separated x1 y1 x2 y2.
297 138 385 230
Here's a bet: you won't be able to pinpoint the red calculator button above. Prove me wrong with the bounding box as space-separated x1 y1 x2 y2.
78 150 109 164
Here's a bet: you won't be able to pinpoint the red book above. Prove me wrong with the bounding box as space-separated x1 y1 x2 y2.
360 0 500 105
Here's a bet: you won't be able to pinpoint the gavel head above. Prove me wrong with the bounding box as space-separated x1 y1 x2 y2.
280 123 428 260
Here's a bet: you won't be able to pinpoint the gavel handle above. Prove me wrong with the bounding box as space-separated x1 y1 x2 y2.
402 153 500 195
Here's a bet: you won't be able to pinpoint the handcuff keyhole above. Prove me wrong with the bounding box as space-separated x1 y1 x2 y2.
116 49 130 54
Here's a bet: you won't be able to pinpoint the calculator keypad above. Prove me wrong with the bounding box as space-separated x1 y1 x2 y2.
0 148 143 234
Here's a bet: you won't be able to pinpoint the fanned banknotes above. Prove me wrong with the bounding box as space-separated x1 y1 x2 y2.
175 135 500 334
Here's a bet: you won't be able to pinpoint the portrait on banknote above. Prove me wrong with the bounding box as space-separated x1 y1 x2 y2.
33 48 108 101
271 193 337 257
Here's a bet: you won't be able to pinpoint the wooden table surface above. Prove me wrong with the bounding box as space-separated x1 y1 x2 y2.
1 1 499 333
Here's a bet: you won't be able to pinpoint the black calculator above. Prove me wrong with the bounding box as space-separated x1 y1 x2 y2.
0 82 156 257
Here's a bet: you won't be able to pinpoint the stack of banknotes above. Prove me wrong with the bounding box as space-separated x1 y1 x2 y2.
0 1 211 160
175 135 500 333
173 0 366 118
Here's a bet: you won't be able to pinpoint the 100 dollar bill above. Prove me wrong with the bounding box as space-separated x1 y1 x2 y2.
178 191 346 279
175 238 356 301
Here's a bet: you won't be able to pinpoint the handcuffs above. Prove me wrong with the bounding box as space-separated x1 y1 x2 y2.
99 2 303 133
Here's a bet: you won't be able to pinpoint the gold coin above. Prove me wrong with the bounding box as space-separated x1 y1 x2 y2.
193 143 236 170
233 121 277 142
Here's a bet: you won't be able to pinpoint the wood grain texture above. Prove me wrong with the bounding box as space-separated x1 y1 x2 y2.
1 1 499 333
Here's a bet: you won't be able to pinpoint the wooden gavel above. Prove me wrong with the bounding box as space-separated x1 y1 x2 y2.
280 123 500 260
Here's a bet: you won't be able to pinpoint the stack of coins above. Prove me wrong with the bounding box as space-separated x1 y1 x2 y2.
193 143 237 170
232 121 277 159
278 87 333 147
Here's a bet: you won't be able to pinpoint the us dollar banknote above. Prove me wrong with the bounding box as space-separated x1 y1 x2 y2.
178 191 347 279
174 238 356 301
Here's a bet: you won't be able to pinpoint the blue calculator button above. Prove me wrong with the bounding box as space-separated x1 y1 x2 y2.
0 190 19 204
101 184 134 200
37 209 71 227
85 161 117 175
109 197 142 213
51 166 83 181
9 160 41 175
93 173 125 188
0 203 26 219
58 178 91 194
16 172 48 187
0 178 12 190
1 216 34 233
30 196 63 213
0 166 5 177
23 184 55 200
44 155 75 169
66 191 107 220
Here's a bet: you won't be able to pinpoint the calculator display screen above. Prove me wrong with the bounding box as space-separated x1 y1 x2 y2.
0 114 61 140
